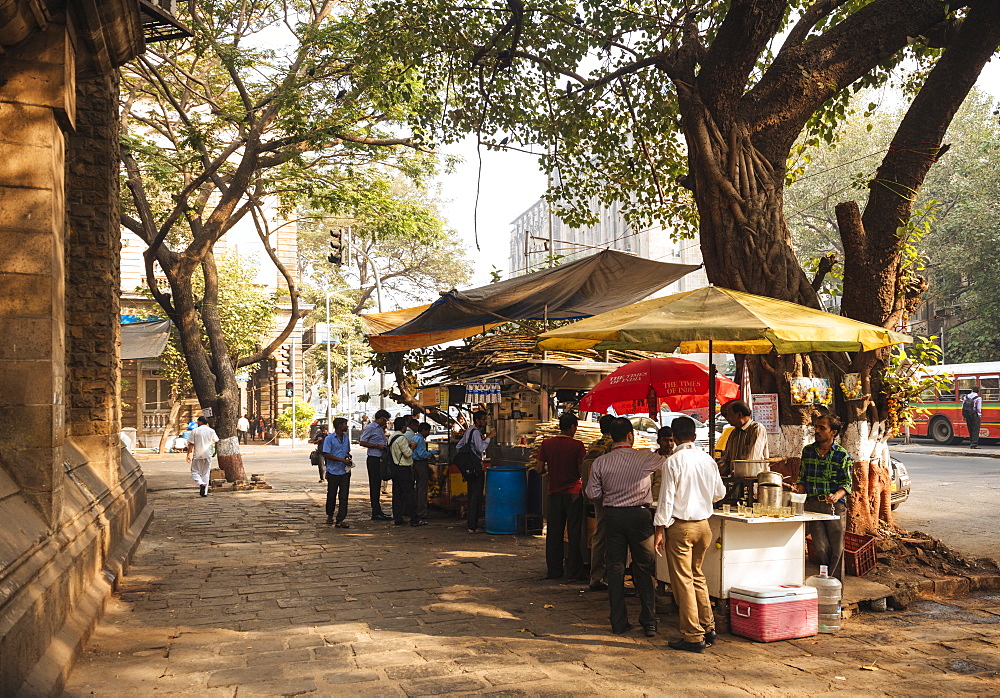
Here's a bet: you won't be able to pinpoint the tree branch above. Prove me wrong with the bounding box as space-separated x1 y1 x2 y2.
782 0 852 49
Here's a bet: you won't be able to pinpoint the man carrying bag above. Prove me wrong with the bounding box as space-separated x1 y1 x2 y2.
454 411 492 533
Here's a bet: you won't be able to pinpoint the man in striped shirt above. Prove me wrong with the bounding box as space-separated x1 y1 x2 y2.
585 417 665 636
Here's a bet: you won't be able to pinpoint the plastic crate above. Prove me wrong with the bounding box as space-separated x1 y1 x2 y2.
806 531 877 577
517 513 543 535
844 532 877 577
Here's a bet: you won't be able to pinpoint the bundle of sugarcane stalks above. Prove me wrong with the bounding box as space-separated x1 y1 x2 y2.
529 418 657 460
427 330 650 384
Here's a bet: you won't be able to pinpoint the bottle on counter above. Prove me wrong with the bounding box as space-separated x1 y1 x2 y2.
804 565 843 633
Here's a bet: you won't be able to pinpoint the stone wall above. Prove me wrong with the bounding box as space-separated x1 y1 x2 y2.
65 71 123 478
0 12 152 695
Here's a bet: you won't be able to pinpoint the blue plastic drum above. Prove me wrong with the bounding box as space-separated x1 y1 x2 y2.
485 465 529 534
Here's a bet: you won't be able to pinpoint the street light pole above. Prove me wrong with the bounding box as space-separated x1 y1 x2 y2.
326 289 332 424
349 236 386 409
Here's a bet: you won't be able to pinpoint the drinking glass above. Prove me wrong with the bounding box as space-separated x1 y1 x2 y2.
722 504 731 515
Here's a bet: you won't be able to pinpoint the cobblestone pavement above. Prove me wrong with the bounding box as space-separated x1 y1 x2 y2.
64 450 1000 696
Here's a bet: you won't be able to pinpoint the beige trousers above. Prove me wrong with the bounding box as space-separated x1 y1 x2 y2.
665 519 714 642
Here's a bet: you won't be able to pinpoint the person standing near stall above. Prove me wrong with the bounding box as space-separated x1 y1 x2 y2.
536 412 586 580
796 413 853 581
585 417 664 636
718 399 769 476
456 411 493 533
411 422 433 525
583 414 616 591
388 416 420 526
359 409 393 521
654 416 726 653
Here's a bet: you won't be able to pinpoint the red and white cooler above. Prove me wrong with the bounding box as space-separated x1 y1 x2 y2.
729 584 818 642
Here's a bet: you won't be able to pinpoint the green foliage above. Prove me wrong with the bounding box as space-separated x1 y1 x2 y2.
884 336 951 434
277 399 316 438
787 90 1000 360
356 1 958 241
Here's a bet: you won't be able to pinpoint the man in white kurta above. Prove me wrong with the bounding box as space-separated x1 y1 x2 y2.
186 416 219 497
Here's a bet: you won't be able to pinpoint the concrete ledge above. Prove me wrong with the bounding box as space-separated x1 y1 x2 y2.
17 502 153 697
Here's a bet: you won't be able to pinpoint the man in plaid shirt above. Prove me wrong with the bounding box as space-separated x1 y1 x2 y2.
797 412 853 580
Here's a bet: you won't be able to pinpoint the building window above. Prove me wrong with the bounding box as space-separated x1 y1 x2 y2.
144 379 172 411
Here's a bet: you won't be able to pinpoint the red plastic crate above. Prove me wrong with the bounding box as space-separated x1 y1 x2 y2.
844 532 877 577
806 532 878 577
729 586 818 643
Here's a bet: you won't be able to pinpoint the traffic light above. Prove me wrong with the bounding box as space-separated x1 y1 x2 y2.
285 381 293 398
328 229 343 266
276 345 291 375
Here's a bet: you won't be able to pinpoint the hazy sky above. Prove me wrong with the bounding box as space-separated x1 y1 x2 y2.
436 60 1000 288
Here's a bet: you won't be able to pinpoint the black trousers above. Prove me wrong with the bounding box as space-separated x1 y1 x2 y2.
325 472 350 521
604 506 657 632
366 455 386 516
806 499 848 581
546 493 585 578
413 460 430 520
466 472 485 530
391 464 417 524
967 413 982 447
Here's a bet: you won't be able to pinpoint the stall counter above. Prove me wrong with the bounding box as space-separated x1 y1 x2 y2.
655 510 840 598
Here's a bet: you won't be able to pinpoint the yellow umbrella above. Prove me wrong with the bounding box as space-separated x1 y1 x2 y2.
537 286 910 354
538 286 910 451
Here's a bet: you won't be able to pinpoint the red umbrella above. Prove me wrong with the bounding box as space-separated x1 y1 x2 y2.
580 357 740 415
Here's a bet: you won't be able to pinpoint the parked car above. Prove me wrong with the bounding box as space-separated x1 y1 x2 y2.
889 456 911 510
628 412 714 451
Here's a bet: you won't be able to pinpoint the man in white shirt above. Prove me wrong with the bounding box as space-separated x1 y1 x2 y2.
186 416 219 497
654 416 726 653
237 414 250 444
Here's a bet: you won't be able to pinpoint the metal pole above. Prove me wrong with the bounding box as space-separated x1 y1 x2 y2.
708 340 716 456
326 291 332 425
346 329 352 419
349 236 386 409
291 341 296 450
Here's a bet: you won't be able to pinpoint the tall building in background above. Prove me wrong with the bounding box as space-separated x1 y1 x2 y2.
508 196 709 294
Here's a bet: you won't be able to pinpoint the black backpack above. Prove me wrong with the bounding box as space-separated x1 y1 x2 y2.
379 435 403 481
962 394 977 418
452 428 483 481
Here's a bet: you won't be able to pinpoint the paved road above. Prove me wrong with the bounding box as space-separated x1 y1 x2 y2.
889 448 1000 563
60 446 1000 696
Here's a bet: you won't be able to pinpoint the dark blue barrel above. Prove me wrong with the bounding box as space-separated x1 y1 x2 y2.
485 465 528 534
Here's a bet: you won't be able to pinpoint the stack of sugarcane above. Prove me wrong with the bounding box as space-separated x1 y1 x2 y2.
427 329 653 384
528 418 657 461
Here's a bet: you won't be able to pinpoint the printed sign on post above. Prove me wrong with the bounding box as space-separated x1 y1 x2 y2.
751 394 780 434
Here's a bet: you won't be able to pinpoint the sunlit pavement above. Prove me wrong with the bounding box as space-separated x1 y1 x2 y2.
63 448 1000 696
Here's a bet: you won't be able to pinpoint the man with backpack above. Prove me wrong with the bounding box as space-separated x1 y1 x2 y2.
963 386 983 449
359 409 393 520
455 411 493 533
386 416 420 526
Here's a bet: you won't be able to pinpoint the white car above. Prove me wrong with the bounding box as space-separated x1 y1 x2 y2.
629 412 714 451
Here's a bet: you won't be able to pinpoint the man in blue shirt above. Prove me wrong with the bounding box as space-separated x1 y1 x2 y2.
358 409 392 520
322 417 353 528
411 422 433 525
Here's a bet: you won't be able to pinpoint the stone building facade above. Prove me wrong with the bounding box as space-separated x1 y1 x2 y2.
0 1 186 693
